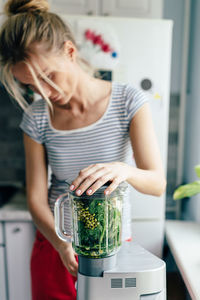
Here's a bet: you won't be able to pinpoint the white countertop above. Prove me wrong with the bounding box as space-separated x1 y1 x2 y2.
0 191 32 221
165 220 200 300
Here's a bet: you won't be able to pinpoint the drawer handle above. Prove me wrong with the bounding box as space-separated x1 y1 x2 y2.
12 227 21 233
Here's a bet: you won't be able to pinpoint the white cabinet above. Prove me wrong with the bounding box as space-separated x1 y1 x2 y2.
0 221 35 300
0 221 3 244
0 247 7 300
5 222 35 300
50 0 99 15
0 222 7 300
50 0 163 18
0 0 4 13
101 0 163 18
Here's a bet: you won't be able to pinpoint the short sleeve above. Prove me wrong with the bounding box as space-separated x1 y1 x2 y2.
125 85 149 122
20 105 43 144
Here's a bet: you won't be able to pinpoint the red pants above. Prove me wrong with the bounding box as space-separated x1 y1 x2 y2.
31 230 77 300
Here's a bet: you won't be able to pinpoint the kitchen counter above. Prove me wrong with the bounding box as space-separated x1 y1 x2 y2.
165 220 200 300
0 191 32 221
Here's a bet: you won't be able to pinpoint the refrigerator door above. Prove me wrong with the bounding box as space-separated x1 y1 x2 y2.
131 220 165 257
57 15 173 255
130 186 165 220
62 15 172 221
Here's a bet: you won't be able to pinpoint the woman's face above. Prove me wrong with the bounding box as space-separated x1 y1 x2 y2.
12 42 79 106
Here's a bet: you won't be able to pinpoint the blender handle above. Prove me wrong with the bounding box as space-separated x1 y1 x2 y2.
54 192 72 243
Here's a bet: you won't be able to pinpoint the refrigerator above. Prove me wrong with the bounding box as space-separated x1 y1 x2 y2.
60 14 173 257
61 14 173 258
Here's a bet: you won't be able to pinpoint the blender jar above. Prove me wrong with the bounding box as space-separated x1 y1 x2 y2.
55 182 127 258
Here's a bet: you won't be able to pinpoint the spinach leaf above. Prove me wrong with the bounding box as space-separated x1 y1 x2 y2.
72 196 122 258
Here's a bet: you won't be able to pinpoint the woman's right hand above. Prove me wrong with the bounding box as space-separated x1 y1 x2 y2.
58 242 78 277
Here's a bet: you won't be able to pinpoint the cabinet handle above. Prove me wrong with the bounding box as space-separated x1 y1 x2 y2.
12 227 21 233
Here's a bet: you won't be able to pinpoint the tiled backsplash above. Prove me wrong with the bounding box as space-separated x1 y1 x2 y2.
0 84 25 183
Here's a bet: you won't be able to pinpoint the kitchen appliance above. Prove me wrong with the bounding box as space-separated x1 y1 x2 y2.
54 183 166 300
59 14 173 257
55 182 126 259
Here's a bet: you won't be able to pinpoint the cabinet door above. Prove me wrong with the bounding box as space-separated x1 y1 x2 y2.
5 222 35 300
0 222 4 244
50 0 98 15
0 247 7 300
102 0 163 18
0 0 4 13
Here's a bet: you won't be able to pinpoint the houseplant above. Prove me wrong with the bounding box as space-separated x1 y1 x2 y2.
173 165 200 200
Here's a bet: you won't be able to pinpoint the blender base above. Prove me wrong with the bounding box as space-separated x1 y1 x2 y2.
78 253 117 277
77 241 166 300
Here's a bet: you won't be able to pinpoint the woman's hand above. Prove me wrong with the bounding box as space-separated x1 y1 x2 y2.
58 242 78 277
70 162 131 196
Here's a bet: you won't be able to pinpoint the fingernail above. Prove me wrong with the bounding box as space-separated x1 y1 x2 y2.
70 185 75 190
76 189 81 195
87 189 92 195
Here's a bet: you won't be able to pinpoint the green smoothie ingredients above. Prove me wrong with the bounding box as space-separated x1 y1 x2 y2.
71 195 122 258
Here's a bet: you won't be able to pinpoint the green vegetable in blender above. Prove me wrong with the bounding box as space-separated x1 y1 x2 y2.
71 195 122 258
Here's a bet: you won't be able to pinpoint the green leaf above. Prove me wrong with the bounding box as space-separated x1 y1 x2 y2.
195 165 200 178
173 181 200 200
73 196 122 257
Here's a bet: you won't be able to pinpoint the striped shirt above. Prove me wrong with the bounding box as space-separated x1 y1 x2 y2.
20 81 148 240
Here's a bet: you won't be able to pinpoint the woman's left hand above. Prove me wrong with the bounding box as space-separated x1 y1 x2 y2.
70 162 131 196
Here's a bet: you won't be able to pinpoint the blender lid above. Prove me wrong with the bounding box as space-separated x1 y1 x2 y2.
64 180 128 197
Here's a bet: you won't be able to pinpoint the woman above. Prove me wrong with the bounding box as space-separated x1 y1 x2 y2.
0 0 166 299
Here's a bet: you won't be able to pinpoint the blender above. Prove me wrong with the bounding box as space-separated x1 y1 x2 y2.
54 182 166 300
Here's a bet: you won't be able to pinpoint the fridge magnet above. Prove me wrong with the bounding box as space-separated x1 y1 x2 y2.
75 20 120 69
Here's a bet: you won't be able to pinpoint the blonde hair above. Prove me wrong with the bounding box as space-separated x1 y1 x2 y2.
0 0 92 110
